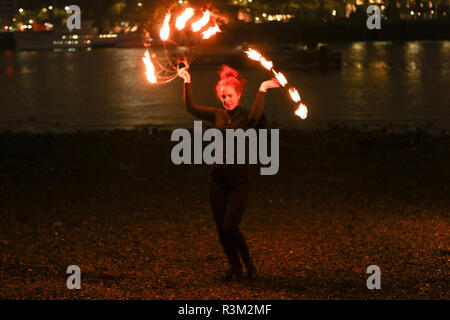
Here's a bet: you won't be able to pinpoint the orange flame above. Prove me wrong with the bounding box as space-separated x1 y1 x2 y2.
295 103 308 119
244 48 262 61
143 50 157 84
202 24 221 39
289 88 301 103
273 71 288 87
160 13 171 41
191 10 211 32
175 8 195 30
260 58 273 71
244 48 272 70
244 47 309 120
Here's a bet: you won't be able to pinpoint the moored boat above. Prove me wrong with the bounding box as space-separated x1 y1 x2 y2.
14 31 120 51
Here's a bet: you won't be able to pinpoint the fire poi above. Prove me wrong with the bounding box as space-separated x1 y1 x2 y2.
142 7 221 85
244 48 308 120
142 5 308 120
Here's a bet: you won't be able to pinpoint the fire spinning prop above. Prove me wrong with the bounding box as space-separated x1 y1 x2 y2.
142 6 308 120
244 48 308 120
142 7 221 85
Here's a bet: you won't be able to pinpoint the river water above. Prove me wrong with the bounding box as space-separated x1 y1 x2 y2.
1 41 449 133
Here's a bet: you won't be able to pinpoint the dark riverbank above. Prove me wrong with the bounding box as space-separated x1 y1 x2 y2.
1 20 450 51
0 126 448 299
226 19 450 44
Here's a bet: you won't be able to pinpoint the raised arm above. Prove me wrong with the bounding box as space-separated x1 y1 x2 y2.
184 83 216 122
248 79 280 128
178 68 216 122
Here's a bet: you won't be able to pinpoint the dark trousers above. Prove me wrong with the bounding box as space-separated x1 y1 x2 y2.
209 166 254 271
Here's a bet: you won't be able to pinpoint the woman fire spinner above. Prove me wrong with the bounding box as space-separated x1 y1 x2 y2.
177 64 280 281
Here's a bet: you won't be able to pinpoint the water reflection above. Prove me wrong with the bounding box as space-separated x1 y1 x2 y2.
0 41 449 132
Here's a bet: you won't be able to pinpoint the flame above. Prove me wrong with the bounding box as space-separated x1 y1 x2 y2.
243 46 309 120
143 50 157 84
244 48 272 70
244 48 262 61
260 58 273 71
273 71 288 87
160 13 171 41
175 8 195 30
289 88 301 103
295 103 308 119
191 10 210 32
202 24 221 39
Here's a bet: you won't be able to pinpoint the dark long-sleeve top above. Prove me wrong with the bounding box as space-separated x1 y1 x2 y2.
183 83 267 130
183 82 268 173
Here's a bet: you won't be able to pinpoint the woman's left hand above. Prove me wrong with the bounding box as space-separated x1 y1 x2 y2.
259 78 281 92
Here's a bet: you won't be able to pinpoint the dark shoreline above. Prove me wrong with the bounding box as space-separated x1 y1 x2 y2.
0 127 448 299
2 20 450 51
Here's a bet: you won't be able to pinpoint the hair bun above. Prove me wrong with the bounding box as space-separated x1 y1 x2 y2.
218 65 240 80
216 65 247 98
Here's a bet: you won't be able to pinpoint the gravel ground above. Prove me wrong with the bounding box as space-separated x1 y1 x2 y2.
0 126 448 299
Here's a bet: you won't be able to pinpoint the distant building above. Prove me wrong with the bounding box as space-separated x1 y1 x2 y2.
0 0 16 20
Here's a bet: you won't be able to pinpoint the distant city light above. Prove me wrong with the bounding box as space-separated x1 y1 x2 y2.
19 8 23 13
29 20 34 24
138 2 143 6
48 6 53 10
410 11 414 15
332 10 337 16
65 6 70 11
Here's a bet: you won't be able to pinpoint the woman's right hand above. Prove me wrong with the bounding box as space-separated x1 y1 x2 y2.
259 78 281 92
177 67 191 83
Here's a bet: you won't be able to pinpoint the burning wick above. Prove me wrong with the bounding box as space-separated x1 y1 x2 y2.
273 71 287 87
295 104 308 120
244 49 273 71
288 88 301 103
143 50 157 84
202 24 221 39
191 10 211 32
160 13 171 41
175 8 195 31
244 48 262 61
260 58 273 71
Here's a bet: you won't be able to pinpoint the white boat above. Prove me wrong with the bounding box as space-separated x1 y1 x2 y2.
14 31 119 50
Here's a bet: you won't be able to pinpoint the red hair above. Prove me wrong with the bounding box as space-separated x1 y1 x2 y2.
216 65 246 99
